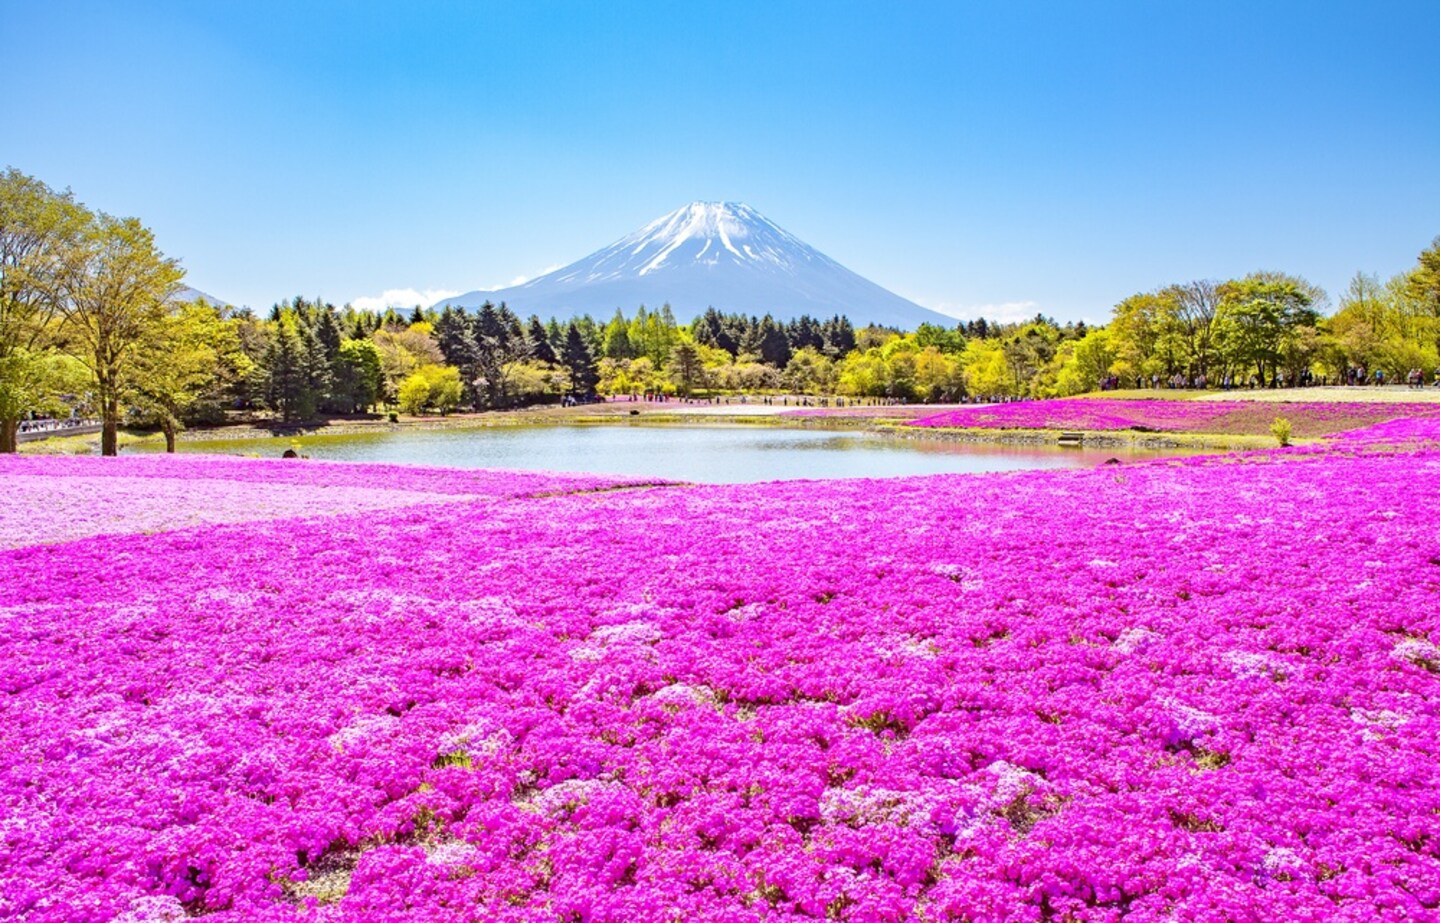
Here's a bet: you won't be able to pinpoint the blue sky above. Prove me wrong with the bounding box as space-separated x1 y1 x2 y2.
3 1 1437 322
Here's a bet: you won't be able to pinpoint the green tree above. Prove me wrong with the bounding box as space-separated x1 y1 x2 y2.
1214 274 1319 383
313 307 343 362
527 316 558 365
0 168 90 452
130 301 239 451
60 213 185 455
468 303 529 408
602 308 637 360
913 322 966 355
1164 280 1220 377
299 312 333 413
372 325 444 403
0 348 89 440
668 340 706 396
561 322 599 396
1052 328 1116 396
261 313 314 421
1406 236 1440 356
782 347 837 394
1325 268 1438 381
913 345 964 401
1107 292 1175 383
396 364 462 415
960 338 1019 397
755 314 792 368
504 359 565 404
330 338 384 413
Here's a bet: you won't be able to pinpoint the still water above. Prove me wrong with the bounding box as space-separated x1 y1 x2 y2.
140 423 1189 484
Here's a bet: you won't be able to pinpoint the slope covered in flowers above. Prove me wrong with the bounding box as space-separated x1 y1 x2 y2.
3 439 1439 922
0 455 664 549
907 398 1440 437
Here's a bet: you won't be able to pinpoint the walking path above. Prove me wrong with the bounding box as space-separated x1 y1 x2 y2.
1193 386 1440 404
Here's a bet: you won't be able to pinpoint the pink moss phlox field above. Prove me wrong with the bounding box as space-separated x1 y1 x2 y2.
0 454 664 498
3 448 1440 922
1333 416 1440 445
0 455 666 549
907 398 1440 436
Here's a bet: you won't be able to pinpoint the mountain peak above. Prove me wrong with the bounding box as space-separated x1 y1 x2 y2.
438 204 953 328
609 201 813 279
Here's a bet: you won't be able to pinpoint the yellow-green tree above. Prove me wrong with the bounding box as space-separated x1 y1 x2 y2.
960 338 1018 397
1049 328 1116 396
836 348 887 397
60 214 184 455
1406 237 1440 359
782 347 837 394
1213 274 1319 383
397 364 462 415
130 301 243 451
0 348 89 441
331 338 384 413
913 346 963 401
372 325 445 403
1106 292 1175 383
0 168 90 452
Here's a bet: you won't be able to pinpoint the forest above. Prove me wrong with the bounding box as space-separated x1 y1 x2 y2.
3 167 1439 454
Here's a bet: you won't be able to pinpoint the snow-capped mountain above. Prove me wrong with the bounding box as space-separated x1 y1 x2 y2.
437 202 952 328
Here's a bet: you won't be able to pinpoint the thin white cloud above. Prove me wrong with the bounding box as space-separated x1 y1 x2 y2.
503 264 564 288
348 287 460 312
928 300 1042 324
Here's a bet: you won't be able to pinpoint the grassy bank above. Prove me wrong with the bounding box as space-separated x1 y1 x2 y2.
20 386 1432 456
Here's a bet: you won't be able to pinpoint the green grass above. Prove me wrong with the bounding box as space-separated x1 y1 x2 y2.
19 429 163 455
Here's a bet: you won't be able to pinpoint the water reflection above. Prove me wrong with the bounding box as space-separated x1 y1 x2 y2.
145 424 1193 484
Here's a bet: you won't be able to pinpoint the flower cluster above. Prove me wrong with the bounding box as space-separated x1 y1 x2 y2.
907 398 1440 437
2 443 1438 921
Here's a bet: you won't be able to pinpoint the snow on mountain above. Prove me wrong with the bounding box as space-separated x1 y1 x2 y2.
175 286 231 307
437 202 953 328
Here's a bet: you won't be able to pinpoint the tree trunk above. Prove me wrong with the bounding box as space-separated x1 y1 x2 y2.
101 395 119 456
163 418 177 453
0 418 17 454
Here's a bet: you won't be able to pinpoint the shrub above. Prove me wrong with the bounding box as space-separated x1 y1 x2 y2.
1271 416 1293 446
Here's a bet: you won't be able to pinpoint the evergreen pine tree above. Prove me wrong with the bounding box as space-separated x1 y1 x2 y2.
262 314 314 421
434 306 477 368
314 308 343 363
697 307 738 355
602 308 636 359
299 315 333 411
823 315 857 356
562 322 599 396
527 316 558 364
757 314 792 368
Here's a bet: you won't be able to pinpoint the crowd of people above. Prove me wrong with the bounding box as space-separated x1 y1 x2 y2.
17 415 94 436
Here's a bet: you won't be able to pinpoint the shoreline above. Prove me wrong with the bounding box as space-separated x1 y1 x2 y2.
31 383 1440 456
19 405 1281 455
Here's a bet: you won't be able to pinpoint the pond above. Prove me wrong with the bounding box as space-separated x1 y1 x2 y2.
134 423 1194 483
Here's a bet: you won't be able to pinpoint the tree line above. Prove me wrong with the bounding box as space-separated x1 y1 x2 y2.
4 167 1438 455
1087 257 1440 391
